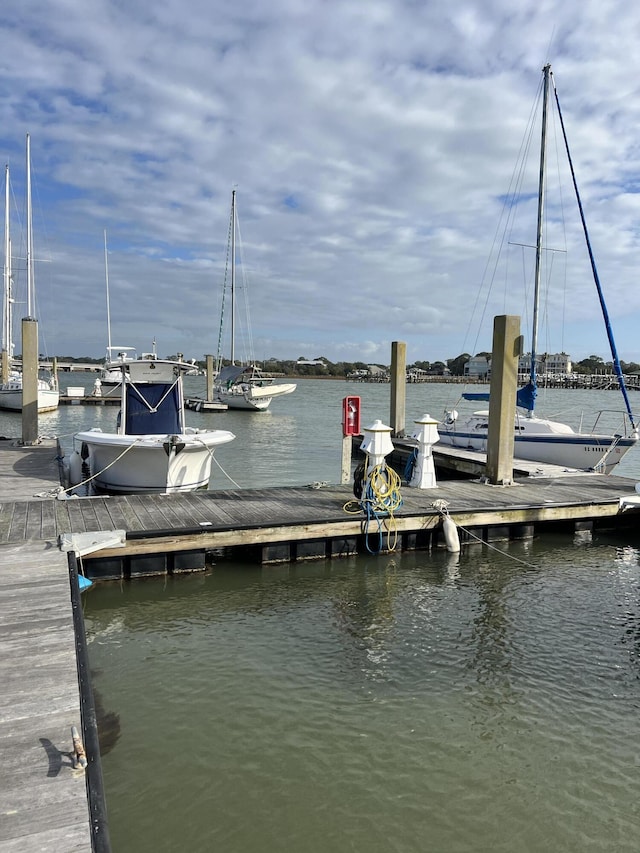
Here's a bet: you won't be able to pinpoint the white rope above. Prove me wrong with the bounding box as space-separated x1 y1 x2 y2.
194 437 242 488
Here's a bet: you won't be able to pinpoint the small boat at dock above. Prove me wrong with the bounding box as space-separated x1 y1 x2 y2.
68 354 235 494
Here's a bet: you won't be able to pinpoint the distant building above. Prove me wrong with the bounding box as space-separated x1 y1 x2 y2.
367 364 386 376
464 356 491 379
296 359 327 367
519 352 572 375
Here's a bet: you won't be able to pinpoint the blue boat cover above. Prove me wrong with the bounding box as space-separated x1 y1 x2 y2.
461 381 537 412
125 383 181 434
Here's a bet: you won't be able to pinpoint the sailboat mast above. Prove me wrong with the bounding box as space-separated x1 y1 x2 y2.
26 133 34 318
3 164 11 361
530 64 551 398
104 230 112 354
230 188 236 365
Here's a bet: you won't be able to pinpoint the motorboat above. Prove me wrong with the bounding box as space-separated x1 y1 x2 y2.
69 356 235 494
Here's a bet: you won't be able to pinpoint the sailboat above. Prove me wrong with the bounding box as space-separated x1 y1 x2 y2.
0 135 59 413
437 64 638 474
213 189 296 411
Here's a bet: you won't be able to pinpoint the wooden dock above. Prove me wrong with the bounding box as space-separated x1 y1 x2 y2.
0 541 93 851
0 440 106 852
1 436 640 852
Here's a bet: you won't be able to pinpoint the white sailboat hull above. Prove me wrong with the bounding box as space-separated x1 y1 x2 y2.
73 428 235 493
437 412 638 474
216 381 296 411
0 385 59 413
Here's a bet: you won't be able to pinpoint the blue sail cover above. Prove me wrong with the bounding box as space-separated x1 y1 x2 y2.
125 383 181 434
461 382 537 412
516 381 537 412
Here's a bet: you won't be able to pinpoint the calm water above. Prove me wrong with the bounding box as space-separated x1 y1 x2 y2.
31 377 640 851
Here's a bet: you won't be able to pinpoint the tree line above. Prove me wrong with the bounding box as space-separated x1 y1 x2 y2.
55 352 640 377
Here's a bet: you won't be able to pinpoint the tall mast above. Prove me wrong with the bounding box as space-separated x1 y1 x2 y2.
530 63 551 402
104 230 112 354
230 188 236 365
3 164 11 360
26 133 34 318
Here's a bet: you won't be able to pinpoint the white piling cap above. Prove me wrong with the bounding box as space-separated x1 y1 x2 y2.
363 419 392 432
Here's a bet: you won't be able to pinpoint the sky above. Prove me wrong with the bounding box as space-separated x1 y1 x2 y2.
2 0 640 367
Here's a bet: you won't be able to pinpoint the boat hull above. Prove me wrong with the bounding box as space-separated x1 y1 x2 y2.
438 418 637 474
216 382 296 411
72 428 235 494
0 387 60 413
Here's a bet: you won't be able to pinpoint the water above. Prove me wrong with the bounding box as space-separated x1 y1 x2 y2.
34 373 640 487
34 376 640 851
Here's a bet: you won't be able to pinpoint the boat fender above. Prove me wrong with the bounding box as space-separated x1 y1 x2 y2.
443 514 461 553
68 450 83 486
444 409 458 426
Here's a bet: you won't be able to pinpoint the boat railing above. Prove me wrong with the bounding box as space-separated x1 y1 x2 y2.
584 409 638 437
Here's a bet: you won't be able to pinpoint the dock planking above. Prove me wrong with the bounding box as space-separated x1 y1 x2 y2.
0 473 630 564
0 541 92 852
0 435 637 564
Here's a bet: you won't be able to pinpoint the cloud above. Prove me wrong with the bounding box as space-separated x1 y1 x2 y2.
2 0 640 365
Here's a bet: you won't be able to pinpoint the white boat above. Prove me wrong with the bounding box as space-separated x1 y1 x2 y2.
215 364 296 412
70 356 235 494
437 65 638 474
213 190 296 411
0 137 59 413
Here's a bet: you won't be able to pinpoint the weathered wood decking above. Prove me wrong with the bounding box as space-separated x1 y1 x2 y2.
0 541 91 852
0 437 638 564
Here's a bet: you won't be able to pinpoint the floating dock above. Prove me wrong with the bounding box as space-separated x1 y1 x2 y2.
1 436 640 852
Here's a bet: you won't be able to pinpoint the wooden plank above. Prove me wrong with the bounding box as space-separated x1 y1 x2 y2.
7 502 28 543
0 501 14 543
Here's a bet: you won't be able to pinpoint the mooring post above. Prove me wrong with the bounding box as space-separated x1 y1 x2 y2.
206 354 214 402
390 341 406 437
0 348 8 384
486 314 522 485
21 316 39 445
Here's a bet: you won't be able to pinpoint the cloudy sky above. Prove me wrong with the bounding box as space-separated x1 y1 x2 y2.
2 0 640 367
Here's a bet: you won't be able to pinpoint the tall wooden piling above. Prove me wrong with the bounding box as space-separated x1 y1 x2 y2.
390 341 406 437
486 315 521 485
21 317 39 445
206 354 214 401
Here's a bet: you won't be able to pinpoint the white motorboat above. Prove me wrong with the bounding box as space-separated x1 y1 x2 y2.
213 190 296 411
69 356 235 494
438 65 638 474
0 137 59 413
